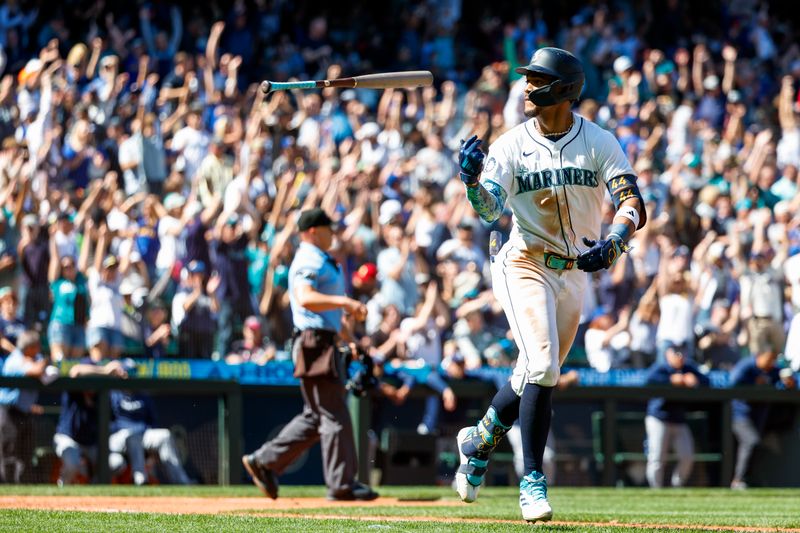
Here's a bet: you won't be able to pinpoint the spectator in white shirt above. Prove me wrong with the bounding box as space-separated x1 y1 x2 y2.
86 227 124 361
740 250 784 355
170 107 209 181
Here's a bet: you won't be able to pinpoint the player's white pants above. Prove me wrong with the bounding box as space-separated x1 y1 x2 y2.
109 428 191 484
491 241 586 391
645 415 694 487
54 433 98 484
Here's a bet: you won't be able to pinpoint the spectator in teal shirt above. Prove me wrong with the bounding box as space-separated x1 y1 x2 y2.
47 233 89 362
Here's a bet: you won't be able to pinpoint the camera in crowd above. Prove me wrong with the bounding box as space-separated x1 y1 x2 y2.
341 345 378 398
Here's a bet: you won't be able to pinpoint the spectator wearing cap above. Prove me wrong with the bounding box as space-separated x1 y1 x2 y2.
355 122 386 167
16 58 43 122
655 240 696 361
18 213 50 329
667 173 703 251
153 193 186 298
436 218 487 272
198 137 233 209
53 212 78 261
644 341 710 488
47 232 89 362
368 303 403 364
0 287 24 357
171 260 219 359
118 279 147 355
211 213 255 356
397 280 455 435
694 237 738 325
226 316 275 365
729 350 797 489
739 249 784 355
696 299 741 370
608 55 651 106
87 228 125 361
139 4 183 78
0 330 48 481
351 263 378 303
452 303 509 371
414 133 456 188
183 199 220 277
696 73 725 130
119 111 168 197
61 118 95 192
627 283 660 368
142 300 173 359
376 224 418 317
170 105 209 183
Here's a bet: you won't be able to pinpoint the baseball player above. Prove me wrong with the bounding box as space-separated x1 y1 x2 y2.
454 48 646 522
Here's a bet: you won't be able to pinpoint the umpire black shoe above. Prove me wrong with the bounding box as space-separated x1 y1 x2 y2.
242 454 279 499
327 481 379 501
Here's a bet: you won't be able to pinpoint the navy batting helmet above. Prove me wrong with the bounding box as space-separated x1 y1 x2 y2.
515 47 585 106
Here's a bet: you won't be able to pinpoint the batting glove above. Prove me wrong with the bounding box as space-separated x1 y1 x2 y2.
576 236 627 272
459 135 485 186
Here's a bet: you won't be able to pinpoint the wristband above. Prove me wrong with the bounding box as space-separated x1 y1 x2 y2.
607 223 633 253
616 205 641 229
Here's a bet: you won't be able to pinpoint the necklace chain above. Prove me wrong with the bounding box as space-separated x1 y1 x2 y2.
535 116 574 137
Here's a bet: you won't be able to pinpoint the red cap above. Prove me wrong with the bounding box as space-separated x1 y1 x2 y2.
352 263 378 285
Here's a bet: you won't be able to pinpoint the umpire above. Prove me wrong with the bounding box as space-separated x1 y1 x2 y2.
242 208 378 501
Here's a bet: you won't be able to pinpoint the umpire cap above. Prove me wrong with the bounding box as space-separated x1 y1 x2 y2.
297 208 333 232
515 47 585 106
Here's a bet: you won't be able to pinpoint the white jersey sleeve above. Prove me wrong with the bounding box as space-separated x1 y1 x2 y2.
479 133 517 196
592 128 635 185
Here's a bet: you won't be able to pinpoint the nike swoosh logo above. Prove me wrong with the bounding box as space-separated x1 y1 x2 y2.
523 151 536 157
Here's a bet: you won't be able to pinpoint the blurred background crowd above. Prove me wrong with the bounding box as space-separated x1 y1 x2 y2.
0 0 798 401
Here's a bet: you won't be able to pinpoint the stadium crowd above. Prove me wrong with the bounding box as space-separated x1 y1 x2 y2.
0 0 799 485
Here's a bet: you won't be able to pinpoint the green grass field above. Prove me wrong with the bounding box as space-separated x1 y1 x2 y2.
0 485 798 532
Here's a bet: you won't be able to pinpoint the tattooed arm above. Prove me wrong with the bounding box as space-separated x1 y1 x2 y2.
466 181 507 223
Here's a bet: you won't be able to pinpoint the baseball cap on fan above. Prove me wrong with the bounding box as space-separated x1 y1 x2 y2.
378 199 403 225
703 75 720 91
613 56 634 74
352 263 378 285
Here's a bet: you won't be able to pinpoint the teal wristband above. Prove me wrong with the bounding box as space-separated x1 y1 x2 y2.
607 222 633 243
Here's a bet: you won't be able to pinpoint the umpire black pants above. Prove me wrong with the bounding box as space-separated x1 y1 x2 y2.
253 355 358 494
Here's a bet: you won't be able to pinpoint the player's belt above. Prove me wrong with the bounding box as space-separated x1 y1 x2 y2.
543 252 576 271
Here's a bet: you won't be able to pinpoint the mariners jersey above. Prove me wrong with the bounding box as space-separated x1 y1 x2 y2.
480 113 635 257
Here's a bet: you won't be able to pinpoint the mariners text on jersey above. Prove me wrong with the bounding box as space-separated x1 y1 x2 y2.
513 167 599 194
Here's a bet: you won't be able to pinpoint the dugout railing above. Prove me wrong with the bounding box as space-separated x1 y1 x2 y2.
1 376 798 486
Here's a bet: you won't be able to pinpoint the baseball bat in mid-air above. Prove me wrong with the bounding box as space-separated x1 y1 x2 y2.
260 71 433 94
